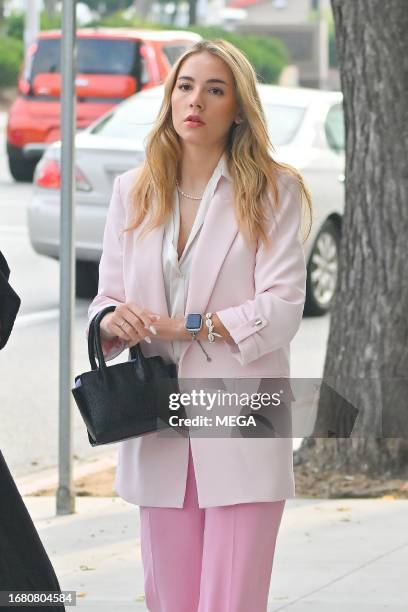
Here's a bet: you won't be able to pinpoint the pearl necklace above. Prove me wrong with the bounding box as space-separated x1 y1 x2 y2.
176 180 203 200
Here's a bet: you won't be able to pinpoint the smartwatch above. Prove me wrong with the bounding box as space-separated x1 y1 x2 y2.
185 313 202 338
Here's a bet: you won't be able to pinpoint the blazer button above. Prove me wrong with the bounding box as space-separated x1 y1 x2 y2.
254 318 263 326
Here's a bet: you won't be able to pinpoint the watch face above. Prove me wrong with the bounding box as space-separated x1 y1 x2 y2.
186 314 202 331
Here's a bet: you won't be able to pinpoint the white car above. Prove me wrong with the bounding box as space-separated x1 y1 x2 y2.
28 84 344 315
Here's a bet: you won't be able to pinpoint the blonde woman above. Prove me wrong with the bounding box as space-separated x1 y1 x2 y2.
88 39 312 612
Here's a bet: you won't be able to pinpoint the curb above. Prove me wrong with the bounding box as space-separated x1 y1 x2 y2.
15 450 118 496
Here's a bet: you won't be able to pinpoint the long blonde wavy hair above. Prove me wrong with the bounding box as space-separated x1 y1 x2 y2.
127 38 312 245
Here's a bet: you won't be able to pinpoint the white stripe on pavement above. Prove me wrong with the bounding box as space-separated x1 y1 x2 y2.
0 225 28 235
15 308 60 327
15 305 89 328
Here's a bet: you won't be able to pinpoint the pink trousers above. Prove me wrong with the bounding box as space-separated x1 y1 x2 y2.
139 440 286 612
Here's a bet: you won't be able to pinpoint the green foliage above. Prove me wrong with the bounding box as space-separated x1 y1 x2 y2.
0 36 24 86
87 9 163 29
87 10 148 28
236 34 289 84
163 25 289 84
40 12 62 31
82 0 134 16
6 11 61 42
5 11 24 40
85 13 289 83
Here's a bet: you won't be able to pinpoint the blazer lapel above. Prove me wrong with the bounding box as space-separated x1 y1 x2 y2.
131 205 169 318
131 178 238 321
185 178 238 316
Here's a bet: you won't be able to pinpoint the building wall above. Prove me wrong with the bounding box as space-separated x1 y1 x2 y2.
242 0 312 25
233 0 337 89
238 0 332 26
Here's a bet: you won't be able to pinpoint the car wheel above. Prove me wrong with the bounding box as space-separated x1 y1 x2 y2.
304 219 340 316
8 148 37 182
76 261 99 299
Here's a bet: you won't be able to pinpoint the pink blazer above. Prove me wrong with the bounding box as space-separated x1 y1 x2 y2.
88 166 307 508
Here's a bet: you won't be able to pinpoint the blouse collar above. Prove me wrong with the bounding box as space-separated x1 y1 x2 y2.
220 151 232 183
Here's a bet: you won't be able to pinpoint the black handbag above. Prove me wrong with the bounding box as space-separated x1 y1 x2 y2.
72 305 184 446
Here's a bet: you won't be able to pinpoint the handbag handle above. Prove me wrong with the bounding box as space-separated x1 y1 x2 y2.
88 305 115 372
88 305 145 373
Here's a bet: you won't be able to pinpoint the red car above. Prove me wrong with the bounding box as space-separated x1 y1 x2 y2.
7 28 201 181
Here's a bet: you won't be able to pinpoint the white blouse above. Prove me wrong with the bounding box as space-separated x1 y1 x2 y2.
161 152 231 366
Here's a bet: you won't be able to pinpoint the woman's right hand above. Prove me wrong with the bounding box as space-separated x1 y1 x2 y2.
99 303 159 347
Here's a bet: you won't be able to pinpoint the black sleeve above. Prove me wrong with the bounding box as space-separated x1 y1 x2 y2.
0 250 21 350
0 452 66 610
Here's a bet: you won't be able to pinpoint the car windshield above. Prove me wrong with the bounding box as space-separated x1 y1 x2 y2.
90 96 163 140
90 96 305 146
30 38 139 77
264 104 305 145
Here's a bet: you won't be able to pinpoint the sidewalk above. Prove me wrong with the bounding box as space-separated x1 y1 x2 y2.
23 495 408 611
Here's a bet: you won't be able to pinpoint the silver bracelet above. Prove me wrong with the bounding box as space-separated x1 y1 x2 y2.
205 312 223 343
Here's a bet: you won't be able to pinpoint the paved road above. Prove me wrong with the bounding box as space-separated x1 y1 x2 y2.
0 111 331 477
0 113 111 476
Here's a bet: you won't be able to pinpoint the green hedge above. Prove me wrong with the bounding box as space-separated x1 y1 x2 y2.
182 26 289 84
0 37 24 87
5 12 24 41
6 11 62 41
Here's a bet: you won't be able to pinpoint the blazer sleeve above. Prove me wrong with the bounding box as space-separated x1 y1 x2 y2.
0 251 21 351
216 173 307 367
87 175 128 361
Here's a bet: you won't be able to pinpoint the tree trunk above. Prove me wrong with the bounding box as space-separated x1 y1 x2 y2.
295 0 408 478
188 0 198 25
170 0 180 24
43 0 57 18
134 0 151 20
0 1 5 35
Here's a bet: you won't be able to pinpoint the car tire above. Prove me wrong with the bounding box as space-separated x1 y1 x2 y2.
76 261 99 299
7 144 37 182
304 219 340 317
